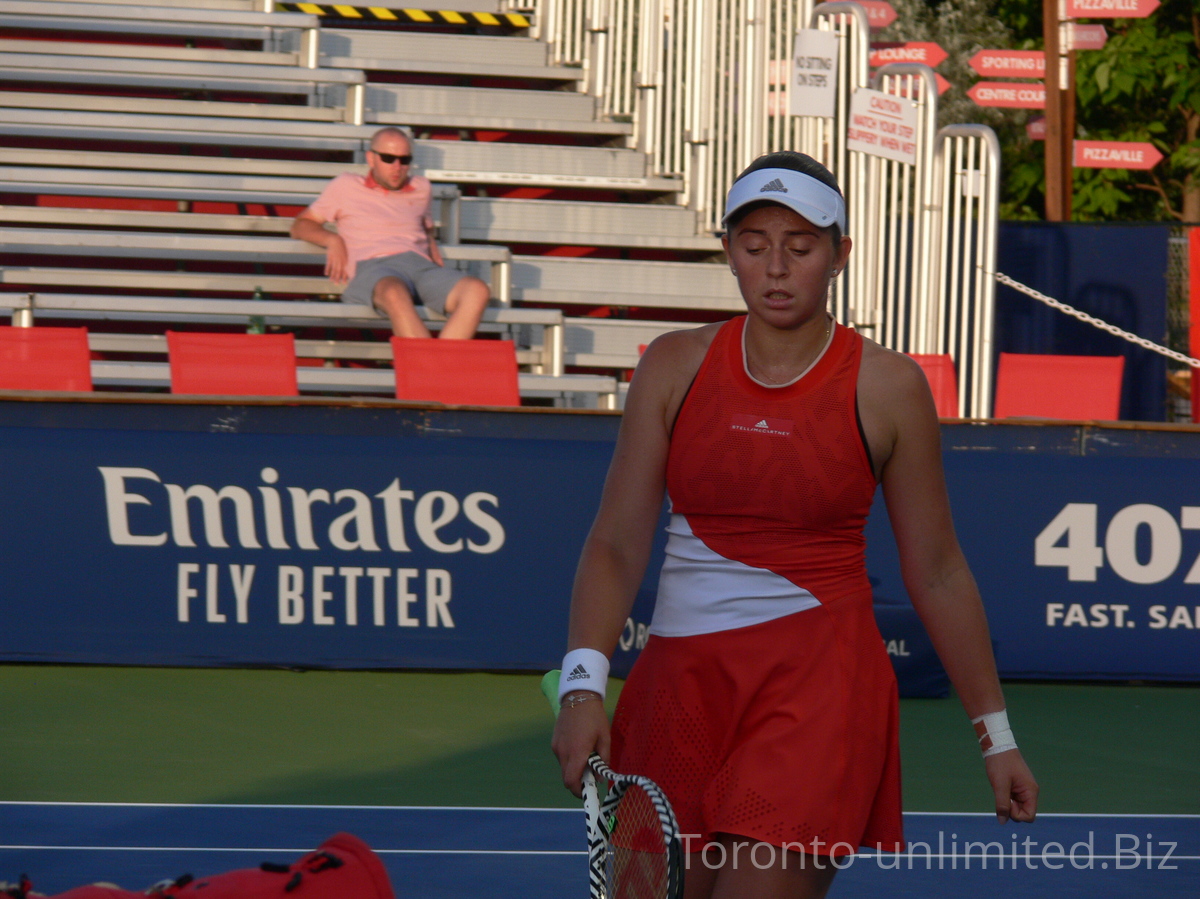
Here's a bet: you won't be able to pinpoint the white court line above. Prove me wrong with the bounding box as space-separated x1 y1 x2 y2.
1 803 1194 818
904 812 1200 819
4 808 1193 860
852 853 1200 860
0 845 582 855
5 845 1195 862
0 801 578 813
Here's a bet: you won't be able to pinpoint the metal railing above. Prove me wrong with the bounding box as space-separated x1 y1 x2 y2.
865 63 939 351
807 2 871 327
500 0 1001 414
933 125 1001 418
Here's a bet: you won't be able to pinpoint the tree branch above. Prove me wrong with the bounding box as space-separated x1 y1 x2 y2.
1132 179 1180 221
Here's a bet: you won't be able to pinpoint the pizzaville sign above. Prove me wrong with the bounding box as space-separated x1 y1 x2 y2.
1066 0 1159 16
1074 141 1164 170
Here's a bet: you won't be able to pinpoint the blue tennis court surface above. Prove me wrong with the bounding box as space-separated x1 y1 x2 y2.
2 803 1196 898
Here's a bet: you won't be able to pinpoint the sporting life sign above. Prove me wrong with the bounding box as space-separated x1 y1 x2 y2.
846 88 919 166
969 50 1045 78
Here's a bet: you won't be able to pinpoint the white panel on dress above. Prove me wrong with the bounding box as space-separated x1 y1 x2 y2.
650 513 821 638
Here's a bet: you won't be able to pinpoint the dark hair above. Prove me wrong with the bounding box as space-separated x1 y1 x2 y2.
725 151 844 244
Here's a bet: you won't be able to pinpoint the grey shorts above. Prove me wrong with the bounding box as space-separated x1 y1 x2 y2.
341 251 466 317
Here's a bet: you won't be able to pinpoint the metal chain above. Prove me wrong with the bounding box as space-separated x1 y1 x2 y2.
994 271 1200 369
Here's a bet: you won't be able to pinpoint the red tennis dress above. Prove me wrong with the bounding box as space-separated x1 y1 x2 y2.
610 316 904 857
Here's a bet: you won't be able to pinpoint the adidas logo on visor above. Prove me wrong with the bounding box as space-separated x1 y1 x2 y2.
565 663 590 681
759 178 788 193
755 420 770 428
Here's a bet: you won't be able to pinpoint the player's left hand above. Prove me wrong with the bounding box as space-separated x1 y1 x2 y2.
985 749 1038 823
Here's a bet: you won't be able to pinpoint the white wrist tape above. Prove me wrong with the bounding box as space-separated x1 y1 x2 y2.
559 648 610 702
972 709 1018 757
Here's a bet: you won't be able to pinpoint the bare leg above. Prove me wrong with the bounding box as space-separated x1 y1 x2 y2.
372 276 432 338
682 854 718 899
437 276 490 340
685 834 838 899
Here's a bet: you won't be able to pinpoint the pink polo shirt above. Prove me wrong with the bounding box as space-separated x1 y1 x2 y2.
306 172 434 276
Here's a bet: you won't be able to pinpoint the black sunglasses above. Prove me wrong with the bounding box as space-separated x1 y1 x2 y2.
372 151 413 165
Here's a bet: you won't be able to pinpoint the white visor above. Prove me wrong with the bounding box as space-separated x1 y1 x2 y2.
722 167 846 233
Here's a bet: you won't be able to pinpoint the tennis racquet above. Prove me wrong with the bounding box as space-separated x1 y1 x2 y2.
542 669 684 899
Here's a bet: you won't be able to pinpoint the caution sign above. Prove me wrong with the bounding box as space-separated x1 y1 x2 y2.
275 3 531 28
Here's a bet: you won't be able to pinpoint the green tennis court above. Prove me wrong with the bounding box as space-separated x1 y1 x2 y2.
1 666 1195 813
1 666 1196 896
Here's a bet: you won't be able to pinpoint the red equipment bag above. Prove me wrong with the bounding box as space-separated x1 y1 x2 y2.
5 832 394 899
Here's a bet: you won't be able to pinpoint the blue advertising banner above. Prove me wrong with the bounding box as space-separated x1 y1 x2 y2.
0 398 1196 682
866 422 1200 682
0 399 620 672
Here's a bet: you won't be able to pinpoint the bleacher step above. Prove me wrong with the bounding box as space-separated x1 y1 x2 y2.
512 256 744 312
0 11 276 41
0 142 679 197
320 28 550 70
0 50 362 82
0 90 345 123
461 198 716 250
420 140 676 192
37 0 256 9
366 83 630 137
0 107 366 152
0 38 298 67
278 0 514 14
0 1 312 28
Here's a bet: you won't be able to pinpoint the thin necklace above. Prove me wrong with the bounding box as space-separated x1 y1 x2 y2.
750 315 833 386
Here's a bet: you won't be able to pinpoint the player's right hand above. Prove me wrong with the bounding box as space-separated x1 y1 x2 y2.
985 748 1039 824
551 694 609 799
324 236 350 283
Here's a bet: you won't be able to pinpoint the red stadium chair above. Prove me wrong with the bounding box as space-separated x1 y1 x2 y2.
0 325 92 391
390 337 520 406
993 352 1124 420
907 353 959 418
167 331 299 397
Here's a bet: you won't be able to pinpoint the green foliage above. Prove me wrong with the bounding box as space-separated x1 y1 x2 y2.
890 0 1199 220
1071 0 1200 221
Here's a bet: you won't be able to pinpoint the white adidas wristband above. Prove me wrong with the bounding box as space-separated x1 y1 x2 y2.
559 648 610 702
972 709 1018 757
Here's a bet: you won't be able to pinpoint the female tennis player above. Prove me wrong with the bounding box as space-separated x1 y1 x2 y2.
551 151 1038 898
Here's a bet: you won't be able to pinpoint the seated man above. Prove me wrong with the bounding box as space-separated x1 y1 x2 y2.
291 126 490 340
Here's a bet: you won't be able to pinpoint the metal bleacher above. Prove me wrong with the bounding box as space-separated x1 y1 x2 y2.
0 0 736 407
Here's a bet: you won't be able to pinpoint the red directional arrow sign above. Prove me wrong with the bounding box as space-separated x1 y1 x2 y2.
969 50 1044 78
1068 23 1108 50
858 1 898 29
1067 0 1159 17
1074 141 1163 169
870 42 948 69
967 82 1045 109
878 72 953 98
